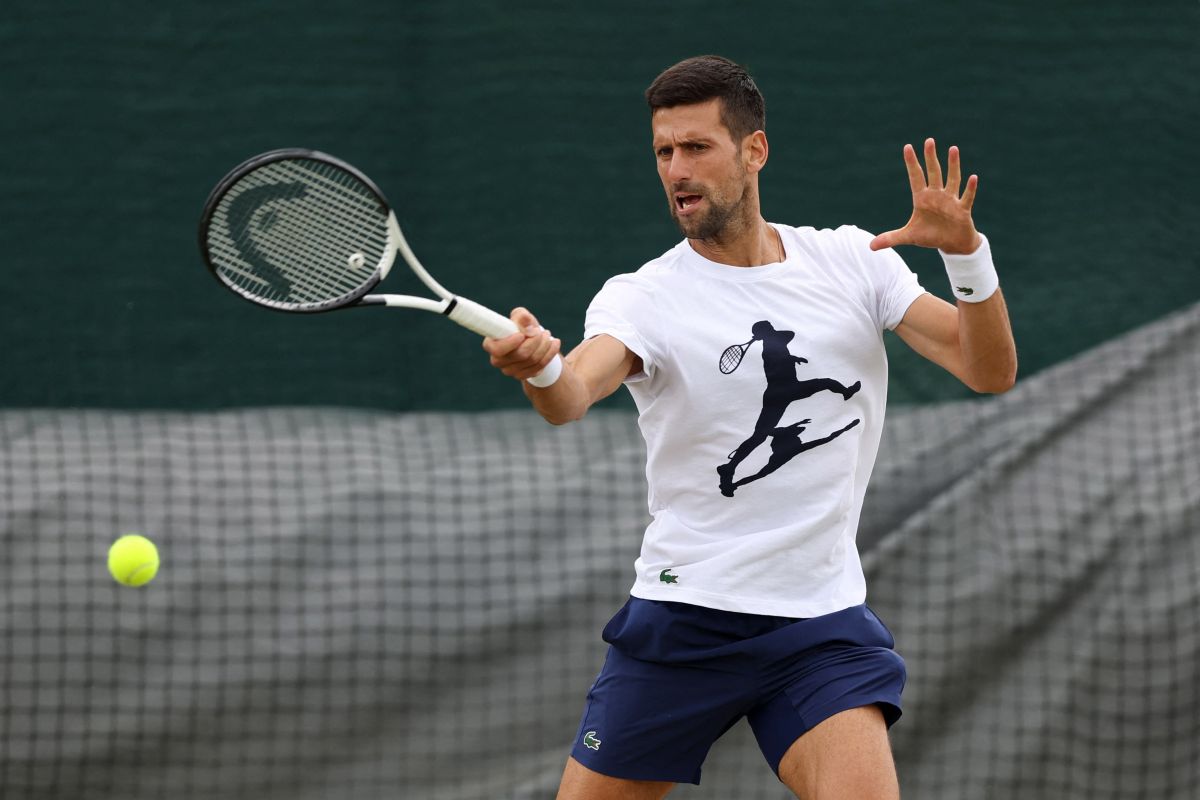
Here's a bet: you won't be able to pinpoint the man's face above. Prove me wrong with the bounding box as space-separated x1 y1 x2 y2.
651 98 749 240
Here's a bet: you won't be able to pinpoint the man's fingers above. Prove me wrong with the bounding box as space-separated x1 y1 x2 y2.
946 145 961 196
923 138 943 190
902 144 925 196
869 228 909 251
515 336 562 379
507 335 562 379
510 306 541 336
482 330 524 356
961 174 979 211
514 329 553 362
483 307 561 381
488 329 560 378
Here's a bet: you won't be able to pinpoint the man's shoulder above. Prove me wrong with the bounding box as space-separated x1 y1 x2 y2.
634 238 691 279
598 239 689 293
775 224 889 277
774 222 875 248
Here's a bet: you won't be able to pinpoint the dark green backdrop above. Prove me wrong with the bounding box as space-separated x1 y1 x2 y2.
2 0 1196 410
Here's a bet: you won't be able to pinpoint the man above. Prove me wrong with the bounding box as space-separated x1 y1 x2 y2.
483 55 1015 800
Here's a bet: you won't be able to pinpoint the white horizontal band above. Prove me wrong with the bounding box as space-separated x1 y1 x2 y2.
940 234 998 304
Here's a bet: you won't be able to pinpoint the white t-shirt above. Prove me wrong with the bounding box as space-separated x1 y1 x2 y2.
583 223 925 618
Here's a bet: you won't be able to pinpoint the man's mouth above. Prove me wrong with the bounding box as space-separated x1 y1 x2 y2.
675 194 703 215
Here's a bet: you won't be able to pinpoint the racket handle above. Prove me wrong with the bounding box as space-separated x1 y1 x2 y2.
446 296 563 387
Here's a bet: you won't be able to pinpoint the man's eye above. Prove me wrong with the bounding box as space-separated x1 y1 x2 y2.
656 148 672 158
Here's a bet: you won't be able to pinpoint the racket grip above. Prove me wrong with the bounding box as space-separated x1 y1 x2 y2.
446 296 520 338
447 296 562 387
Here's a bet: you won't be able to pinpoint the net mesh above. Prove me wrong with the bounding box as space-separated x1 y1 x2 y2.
2 303 1199 799
204 156 390 310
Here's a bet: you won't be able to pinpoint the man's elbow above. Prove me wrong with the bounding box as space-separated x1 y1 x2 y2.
538 402 589 426
968 366 1017 394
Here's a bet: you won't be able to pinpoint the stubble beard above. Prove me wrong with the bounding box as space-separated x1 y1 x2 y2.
669 174 751 243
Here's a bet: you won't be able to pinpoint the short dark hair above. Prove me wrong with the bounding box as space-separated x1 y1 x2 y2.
645 55 766 142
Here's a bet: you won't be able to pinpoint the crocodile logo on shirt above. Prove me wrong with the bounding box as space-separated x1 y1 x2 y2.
955 285 975 296
659 569 679 584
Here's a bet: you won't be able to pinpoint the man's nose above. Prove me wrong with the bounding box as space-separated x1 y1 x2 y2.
665 151 690 183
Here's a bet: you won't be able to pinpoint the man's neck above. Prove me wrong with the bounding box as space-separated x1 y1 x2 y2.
688 217 783 268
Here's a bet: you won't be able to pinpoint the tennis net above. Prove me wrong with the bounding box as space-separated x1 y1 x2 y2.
2 302 1198 799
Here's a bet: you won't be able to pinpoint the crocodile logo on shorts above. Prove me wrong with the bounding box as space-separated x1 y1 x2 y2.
583 731 602 750
659 569 679 584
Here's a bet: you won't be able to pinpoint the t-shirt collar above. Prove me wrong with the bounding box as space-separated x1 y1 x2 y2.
679 223 792 282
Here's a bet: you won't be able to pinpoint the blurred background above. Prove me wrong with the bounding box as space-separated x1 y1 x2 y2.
1 1 1197 798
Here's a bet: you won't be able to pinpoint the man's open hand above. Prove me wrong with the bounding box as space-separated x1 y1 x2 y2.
870 138 982 255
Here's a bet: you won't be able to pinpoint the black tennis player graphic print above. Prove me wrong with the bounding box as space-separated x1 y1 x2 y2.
717 321 861 497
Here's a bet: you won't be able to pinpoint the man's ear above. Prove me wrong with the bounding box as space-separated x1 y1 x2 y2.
743 130 769 174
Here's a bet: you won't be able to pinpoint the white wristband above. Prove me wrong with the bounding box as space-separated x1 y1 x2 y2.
940 233 998 304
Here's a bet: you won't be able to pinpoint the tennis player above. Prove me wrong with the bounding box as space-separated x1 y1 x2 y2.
484 55 1016 800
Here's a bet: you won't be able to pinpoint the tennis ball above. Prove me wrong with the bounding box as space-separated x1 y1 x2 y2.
107 534 160 587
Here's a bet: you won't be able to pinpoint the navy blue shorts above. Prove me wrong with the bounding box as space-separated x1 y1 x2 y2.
570 598 905 785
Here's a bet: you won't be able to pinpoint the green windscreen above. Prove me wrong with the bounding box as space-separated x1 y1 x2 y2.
0 0 1195 410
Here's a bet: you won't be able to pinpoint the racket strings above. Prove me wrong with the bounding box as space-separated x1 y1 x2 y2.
237 160 384 300
207 158 390 309
254 160 385 272
213 191 371 305
237 163 378 301
720 342 750 374
273 160 387 253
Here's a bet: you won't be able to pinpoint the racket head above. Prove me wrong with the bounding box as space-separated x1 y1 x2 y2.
198 149 396 313
719 341 751 374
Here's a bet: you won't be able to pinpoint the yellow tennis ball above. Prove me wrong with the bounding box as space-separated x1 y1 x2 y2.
107 534 160 587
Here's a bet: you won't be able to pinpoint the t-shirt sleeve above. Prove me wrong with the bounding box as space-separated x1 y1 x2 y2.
583 273 658 382
841 226 926 331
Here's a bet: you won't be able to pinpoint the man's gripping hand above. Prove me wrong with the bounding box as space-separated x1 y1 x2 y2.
482 307 562 382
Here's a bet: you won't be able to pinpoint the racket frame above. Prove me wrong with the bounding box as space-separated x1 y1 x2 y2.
199 148 561 385
199 148 394 313
719 339 754 374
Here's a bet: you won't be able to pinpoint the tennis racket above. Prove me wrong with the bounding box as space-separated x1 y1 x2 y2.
198 148 562 387
719 339 755 374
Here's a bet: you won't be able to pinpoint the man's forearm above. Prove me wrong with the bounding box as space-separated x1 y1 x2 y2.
957 289 1017 393
522 362 592 425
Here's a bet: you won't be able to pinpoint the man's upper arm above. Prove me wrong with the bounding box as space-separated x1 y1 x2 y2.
893 292 971 385
894 289 1017 394
565 333 643 406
